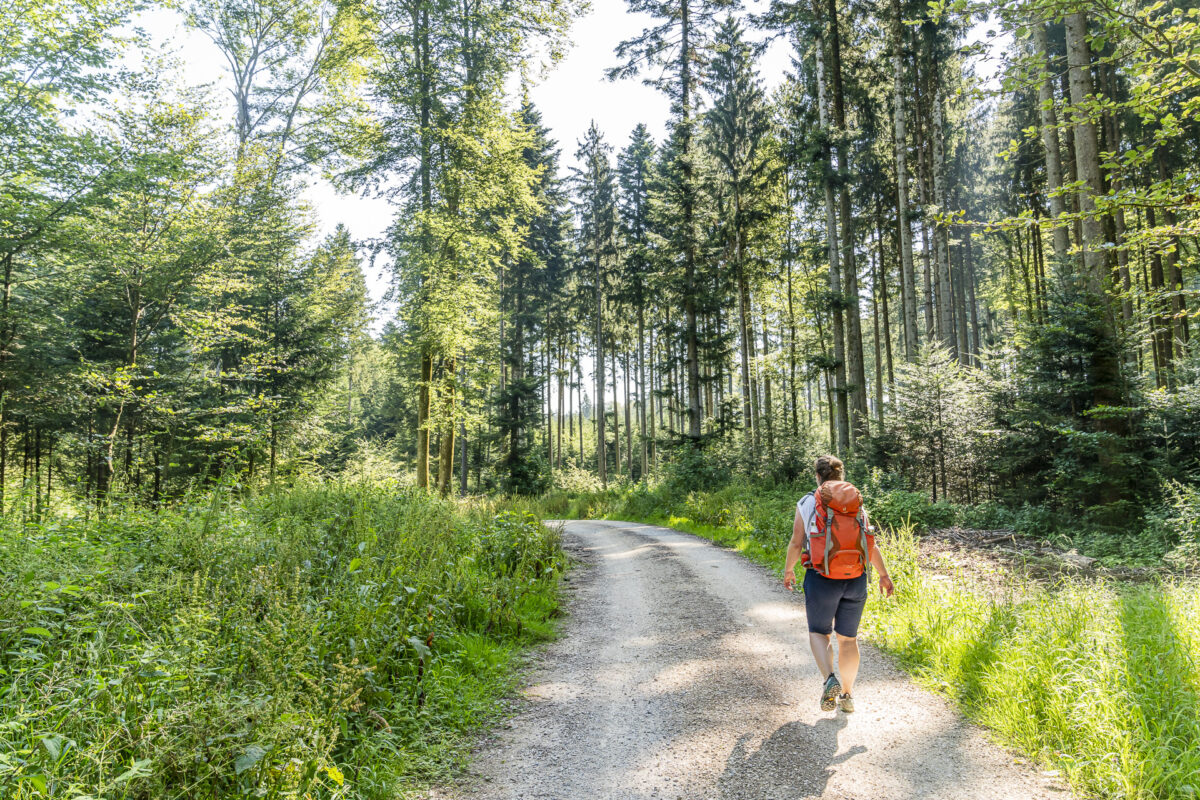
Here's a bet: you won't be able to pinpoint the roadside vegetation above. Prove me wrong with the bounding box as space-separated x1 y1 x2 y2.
519 476 1200 800
0 485 562 799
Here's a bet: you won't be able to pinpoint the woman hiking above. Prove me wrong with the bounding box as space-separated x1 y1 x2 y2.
784 455 894 713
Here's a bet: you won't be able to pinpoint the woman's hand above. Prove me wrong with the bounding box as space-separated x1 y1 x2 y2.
878 574 895 597
784 569 797 591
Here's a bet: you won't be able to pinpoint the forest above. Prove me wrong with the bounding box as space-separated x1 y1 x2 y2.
2 0 1199 796
6 0 1200 553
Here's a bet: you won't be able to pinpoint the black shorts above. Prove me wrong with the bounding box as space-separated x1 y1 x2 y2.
803 569 868 638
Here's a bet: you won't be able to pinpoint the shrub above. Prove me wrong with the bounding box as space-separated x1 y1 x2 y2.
1156 480 1200 570
0 486 562 799
662 444 732 495
868 489 956 532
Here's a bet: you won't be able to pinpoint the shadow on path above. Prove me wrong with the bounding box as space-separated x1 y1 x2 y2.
718 715 865 799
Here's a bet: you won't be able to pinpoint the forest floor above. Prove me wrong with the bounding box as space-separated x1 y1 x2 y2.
918 525 1190 590
425 520 1071 800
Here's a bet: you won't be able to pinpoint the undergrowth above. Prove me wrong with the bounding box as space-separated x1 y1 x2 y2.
0 483 563 799
524 481 1200 800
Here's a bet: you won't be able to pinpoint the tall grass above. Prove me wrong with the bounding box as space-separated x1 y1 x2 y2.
869 527 1200 800
546 482 1200 800
0 484 563 799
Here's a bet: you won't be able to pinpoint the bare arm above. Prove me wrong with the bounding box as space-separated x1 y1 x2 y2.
784 508 806 590
867 512 895 597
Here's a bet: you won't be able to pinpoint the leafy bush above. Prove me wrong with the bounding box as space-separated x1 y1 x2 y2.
1156 480 1200 570
662 444 732 495
868 489 955 532
551 464 606 494
0 485 562 799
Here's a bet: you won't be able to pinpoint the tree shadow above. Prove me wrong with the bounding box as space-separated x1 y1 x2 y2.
717 715 865 798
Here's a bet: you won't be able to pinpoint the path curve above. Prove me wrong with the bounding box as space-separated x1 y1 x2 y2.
434 520 1070 800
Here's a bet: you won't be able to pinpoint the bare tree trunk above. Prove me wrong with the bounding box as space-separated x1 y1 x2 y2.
826 0 869 444
876 215 895 389
680 0 702 443
637 303 648 478
436 356 456 496
814 27 850 453
417 352 432 489
737 264 755 448
648 323 657 468
914 69 935 340
611 342 620 477
891 0 919 359
624 352 633 479
1032 22 1071 262
460 421 468 497
930 44 956 358
1064 9 1128 433
1147 206 1172 385
595 269 607 487
761 316 775 461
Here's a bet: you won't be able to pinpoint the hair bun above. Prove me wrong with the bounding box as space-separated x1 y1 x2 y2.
815 455 845 483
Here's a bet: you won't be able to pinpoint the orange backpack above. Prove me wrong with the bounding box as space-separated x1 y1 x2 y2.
802 481 873 580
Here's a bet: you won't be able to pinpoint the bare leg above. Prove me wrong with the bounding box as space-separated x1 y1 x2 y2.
809 632 835 678
836 634 860 695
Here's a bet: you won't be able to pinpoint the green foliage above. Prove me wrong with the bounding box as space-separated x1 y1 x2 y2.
0 486 562 798
868 489 955 532
661 443 733 495
1155 480 1200 570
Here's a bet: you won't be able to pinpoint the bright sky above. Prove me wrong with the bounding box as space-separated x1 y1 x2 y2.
138 1 794 326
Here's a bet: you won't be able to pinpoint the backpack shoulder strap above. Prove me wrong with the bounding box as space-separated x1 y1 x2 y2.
802 489 820 553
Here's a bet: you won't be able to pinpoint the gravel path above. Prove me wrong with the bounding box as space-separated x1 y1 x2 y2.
433 520 1071 800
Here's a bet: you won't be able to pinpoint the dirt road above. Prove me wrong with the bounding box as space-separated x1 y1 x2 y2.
437 520 1069 800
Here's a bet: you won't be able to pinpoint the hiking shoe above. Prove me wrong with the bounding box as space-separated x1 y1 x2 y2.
838 693 855 713
820 674 842 712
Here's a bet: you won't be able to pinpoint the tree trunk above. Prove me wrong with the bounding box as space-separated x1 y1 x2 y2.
966 233 981 361
914 70 936 340
761 316 775 461
1033 22 1071 263
1064 9 1128 432
877 214 896 388
680 0 702 443
637 301 648 479
827 0 869 444
930 45 956 358
436 355 457 496
1147 206 1172 385
460 420 468 497
416 349 432 489
737 263 756 449
891 0 919 359
623 352 633 479
595 287 606 486
611 343 620 478
814 28 850 454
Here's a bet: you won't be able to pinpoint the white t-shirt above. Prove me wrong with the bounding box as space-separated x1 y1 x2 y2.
796 493 818 536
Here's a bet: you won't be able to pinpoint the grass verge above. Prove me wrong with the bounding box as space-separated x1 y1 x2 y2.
0 483 563 799
521 483 1200 800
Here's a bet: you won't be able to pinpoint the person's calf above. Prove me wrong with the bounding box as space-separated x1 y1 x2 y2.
836 634 860 696
808 631 834 678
